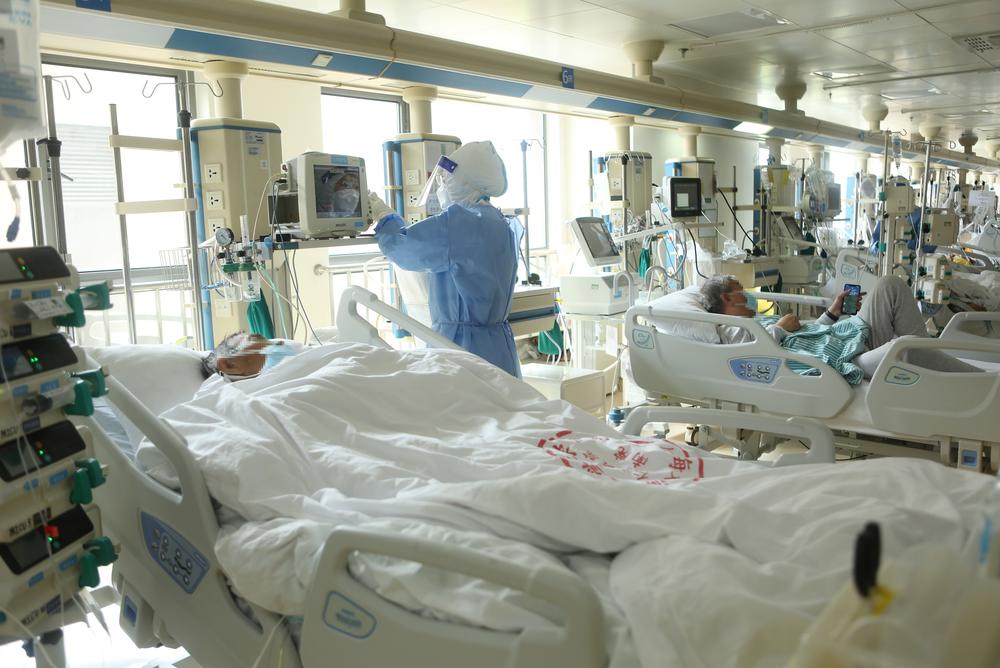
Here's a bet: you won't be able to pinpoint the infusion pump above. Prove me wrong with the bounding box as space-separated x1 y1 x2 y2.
0 247 116 659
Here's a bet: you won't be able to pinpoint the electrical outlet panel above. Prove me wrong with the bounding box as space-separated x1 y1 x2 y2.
206 192 224 210
405 169 420 186
406 192 420 207
204 163 222 183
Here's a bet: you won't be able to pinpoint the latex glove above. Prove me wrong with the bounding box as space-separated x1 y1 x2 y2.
367 191 395 223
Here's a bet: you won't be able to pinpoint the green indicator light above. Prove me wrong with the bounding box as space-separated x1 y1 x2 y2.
47 536 53 542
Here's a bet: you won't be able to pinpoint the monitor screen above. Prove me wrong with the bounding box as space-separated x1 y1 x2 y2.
669 178 701 218
313 165 363 220
577 218 619 263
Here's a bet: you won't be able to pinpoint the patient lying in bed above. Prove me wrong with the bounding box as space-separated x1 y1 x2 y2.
700 274 982 383
201 332 304 381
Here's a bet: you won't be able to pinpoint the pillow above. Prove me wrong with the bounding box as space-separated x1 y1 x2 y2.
646 286 721 344
85 344 208 449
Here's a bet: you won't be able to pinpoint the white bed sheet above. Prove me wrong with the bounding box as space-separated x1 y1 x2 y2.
135 343 995 668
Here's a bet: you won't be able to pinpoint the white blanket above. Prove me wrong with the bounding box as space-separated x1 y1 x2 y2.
137 343 994 668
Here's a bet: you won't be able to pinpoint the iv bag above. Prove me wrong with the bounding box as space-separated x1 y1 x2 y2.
0 0 44 152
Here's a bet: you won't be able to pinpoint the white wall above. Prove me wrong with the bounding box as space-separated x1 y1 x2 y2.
544 114 612 276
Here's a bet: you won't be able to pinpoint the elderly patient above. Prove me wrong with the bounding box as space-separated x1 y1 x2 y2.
700 274 981 383
201 333 303 381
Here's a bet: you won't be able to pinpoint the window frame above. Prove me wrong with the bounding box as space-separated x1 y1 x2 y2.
39 55 191 288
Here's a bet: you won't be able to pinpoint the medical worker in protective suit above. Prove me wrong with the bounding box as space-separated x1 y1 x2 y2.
368 141 523 378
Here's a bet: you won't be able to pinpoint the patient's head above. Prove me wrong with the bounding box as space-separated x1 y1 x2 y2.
700 275 754 317
201 333 268 380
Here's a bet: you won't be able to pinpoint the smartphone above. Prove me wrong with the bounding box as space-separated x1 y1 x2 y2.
842 283 861 315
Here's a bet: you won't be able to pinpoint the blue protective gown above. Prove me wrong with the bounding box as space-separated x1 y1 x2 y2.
375 203 523 378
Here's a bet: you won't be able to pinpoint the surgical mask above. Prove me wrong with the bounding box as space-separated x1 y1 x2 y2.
742 291 759 312
222 371 260 382
333 188 360 214
262 342 299 370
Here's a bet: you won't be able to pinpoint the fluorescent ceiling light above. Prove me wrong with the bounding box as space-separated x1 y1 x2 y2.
734 121 773 134
812 71 862 80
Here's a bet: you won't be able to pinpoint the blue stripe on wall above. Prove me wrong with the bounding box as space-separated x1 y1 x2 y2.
384 63 532 97
587 97 660 116
166 29 532 97
672 111 739 130
165 30 387 75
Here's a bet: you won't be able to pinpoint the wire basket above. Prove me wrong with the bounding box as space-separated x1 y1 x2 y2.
159 247 193 290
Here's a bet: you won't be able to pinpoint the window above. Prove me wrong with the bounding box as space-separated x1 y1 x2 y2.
432 99 547 249
44 63 186 273
41 60 196 347
321 92 402 196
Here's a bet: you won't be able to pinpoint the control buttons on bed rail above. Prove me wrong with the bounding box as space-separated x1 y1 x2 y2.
140 512 208 594
729 357 781 384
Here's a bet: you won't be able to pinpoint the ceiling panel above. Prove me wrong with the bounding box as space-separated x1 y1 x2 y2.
744 0 902 27
894 0 974 8
828 23 946 50
863 38 976 63
449 0 594 23
818 13 925 40
576 0 761 24
527 7 673 43
913 0 1000 23
933 14 1000 38
890 50 987 72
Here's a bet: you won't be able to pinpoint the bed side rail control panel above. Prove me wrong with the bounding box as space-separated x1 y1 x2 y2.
0 246 115 642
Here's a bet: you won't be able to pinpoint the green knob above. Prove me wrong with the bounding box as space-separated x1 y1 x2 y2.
69 469 93 505
79 283 112 311
64 382 94 417
85 536 117 566
78 552 100 588
72 369 108 398
75 458 105 489
54 292 85 328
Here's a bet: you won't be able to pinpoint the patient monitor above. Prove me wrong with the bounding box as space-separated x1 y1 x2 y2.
569 217 621 267
276 153 373 238
562 218 631 315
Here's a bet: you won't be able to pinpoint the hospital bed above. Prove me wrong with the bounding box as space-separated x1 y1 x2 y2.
69 287 850 668
625 298 1000 471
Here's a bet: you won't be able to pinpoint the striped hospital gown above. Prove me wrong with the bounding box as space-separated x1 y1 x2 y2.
757 315 871 385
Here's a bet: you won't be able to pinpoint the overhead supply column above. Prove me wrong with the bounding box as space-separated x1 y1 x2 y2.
191 60 285 345
0 246 116 659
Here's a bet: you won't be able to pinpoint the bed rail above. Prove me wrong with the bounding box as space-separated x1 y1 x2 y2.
82 351 299 668
867 335 1000 444
620 406 836 466
940 311 1000 363
301 527 605 668
625 305 853 418
336 286 460 350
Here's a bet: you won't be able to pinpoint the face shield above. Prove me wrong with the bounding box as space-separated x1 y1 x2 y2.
417 155 459 208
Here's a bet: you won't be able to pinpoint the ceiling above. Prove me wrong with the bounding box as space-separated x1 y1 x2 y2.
255 0 1000 153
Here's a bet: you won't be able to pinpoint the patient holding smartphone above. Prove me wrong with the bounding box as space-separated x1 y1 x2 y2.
699 275 982 383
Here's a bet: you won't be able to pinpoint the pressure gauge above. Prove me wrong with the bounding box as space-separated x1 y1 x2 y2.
215 227 235 247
